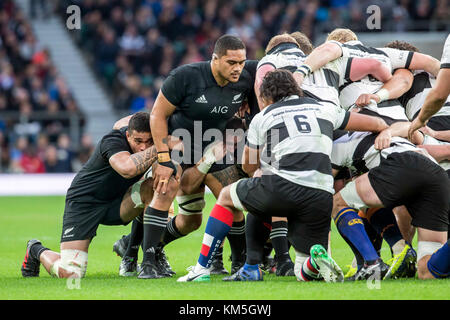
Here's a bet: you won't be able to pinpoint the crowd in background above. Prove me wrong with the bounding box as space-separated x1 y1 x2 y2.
0 0 91 173
59 0 449 114
0 0 448 173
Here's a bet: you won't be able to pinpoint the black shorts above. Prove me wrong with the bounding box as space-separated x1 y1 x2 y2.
368 151 450 232
60 196 127 242
235 174 332 254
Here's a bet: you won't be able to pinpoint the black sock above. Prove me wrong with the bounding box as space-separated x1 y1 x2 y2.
124 215 144 258
142 207 168 264
227 218 246 263
245 213 271 265
161 215 185 246
362 217 383 255
270 220 291 263
369 208 403 249
30 243 49 260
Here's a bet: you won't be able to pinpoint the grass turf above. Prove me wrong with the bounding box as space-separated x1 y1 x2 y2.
0 195 449 300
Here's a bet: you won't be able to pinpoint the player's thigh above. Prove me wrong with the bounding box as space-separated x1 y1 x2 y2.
119 178 154 223
336 173 383 214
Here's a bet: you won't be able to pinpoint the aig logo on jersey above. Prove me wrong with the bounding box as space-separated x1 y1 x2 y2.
210 106 229 114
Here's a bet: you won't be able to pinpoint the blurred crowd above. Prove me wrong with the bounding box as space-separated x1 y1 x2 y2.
0 0 90 173
58 0 449 114
0 0 448 173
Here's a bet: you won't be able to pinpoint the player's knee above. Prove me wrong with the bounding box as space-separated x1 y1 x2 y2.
417 241 444 279
177 213 203 232
176 193 205 216
50 250 88 279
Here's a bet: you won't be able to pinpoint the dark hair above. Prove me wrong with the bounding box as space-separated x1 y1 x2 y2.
385 40 419 52
128 111 150 133
213 34 246 57
290 31 314 55
259 70 303 104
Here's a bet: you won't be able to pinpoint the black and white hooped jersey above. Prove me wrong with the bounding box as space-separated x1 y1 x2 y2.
257 41 346 107
336 40 412 121
399 71 450 129
247 95 350 194
441 34 450 69
331 131 437 174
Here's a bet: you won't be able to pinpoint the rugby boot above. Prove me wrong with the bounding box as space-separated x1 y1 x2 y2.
310 244 344 282
137 261 163 279
155 246 175 277
119 256 137 277
177 265 210 282
21 239 41 277
275 259 295 276
260 255 276 274
354 258 389 281
209 253 228 275
222 265 263 281
384 244 417 279
112 235 129 258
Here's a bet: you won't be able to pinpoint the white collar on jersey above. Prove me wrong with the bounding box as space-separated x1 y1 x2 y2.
345 40 363 46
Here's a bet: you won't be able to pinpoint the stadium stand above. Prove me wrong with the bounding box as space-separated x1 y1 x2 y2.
0 0 448 174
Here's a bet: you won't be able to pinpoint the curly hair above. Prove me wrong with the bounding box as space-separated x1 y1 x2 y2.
384 40 419 52
259 69 302 104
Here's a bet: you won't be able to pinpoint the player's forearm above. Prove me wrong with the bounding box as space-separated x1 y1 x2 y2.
127 145 158 178
150 113 170 153
303 42 341 72
409 53 440 76
417 89 448 123
377 69 413 100
418 144 450 162
432 130 450 142
345 113 389 133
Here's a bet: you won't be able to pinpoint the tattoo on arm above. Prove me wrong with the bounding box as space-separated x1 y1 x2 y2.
130 146 157 176
209 166 241 187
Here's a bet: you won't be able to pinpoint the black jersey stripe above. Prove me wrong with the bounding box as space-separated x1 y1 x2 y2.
352 133 377 173
427 114 450 131
400 72 432 107
303 90 337 106
343 44 388 57
273 152 332 175
344 57 353 81
404 51 414 69
323 68 340 91
280 51 306 58
441 63 450 69
279 65 298 73
266 42 300 55
377 99 402 108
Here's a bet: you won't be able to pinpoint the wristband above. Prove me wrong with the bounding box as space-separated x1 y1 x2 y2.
295 64 312 77
157 151 171 163
197 144 219 174
159 160 177 176
375 88 389 103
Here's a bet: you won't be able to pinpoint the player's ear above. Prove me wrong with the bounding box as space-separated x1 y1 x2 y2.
212 53 219 61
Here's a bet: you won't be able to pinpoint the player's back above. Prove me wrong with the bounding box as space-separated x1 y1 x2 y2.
400 71 450 124
249 95 349 194
66 127 141 203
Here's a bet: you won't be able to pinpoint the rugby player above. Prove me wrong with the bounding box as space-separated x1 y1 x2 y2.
21 112 181 279
177 70 391 283
137 35 258 279
409 34 450 140
331 123 450 280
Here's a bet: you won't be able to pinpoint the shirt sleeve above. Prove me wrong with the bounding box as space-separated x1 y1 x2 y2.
160 67 187 106
379 47 414 70
246 113 264 148
440 34 450 69
330 104 351 130
100 130 130 161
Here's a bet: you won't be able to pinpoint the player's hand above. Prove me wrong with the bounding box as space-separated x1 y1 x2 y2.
167 136 184 152
418 126 436 138
153 160 176 194
355 93 380 107
374 128 392 150
408 117 427 142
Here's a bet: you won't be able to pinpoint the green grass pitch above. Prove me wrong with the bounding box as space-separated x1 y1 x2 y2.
0 195 449 300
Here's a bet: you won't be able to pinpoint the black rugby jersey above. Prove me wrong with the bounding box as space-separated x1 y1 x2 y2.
66 127 141 203
161 60 256 140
